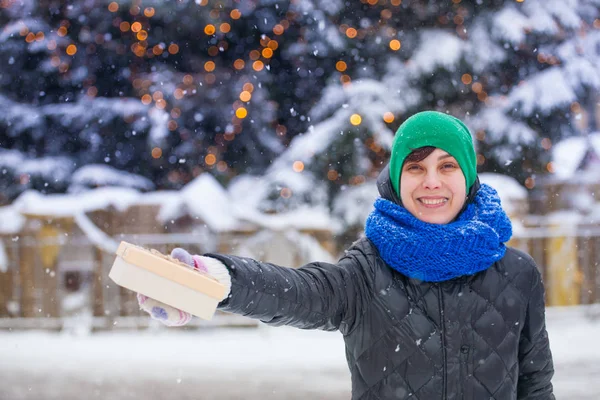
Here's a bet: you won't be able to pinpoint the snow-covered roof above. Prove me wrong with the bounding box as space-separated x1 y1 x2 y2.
551 132 600 180
70 164 155 192
236 205 338 232
9 174 247 234
0 205 26 235
13 187 143 218
158 173 243 233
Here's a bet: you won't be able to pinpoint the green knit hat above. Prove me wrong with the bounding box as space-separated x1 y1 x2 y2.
389 111 477 196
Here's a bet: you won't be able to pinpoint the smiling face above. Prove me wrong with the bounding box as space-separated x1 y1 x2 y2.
399 148 467 224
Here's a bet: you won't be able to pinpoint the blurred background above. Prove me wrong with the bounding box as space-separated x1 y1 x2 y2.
1 0 600 399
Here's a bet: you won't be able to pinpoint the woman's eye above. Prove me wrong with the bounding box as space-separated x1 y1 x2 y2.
442 163 456 170
407 165 421 171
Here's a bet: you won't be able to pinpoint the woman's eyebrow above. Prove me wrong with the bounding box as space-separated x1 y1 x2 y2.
438 153 453 161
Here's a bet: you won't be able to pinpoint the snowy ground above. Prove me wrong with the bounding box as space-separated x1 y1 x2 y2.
1 305 599 400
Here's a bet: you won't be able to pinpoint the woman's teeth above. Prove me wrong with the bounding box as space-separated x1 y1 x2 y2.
420 198 447 205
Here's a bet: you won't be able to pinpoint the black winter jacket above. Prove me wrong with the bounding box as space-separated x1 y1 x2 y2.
211 241 554 399
209 169 554 399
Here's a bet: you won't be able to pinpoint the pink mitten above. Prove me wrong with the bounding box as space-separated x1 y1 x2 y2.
137 248 231 327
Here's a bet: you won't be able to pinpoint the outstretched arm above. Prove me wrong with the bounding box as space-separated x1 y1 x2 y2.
207 242 375 334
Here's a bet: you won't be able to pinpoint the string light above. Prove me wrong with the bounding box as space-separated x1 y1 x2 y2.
173 88 184 99
151 147 162 159
524 177 535 189
350 114 362 125
205 154 216 166
217 161 228 172
252 60 264 71
235 107 248 118
131 22 142 33
249 50 260 60
383 112 395 123
280 188 292 198
66 44 77 55
260 36 271 47
292 161 304 172
155 99 167 109
389 39 401 51
171 108 181 118
136 30 148 41
233 59 245 70
336 61 347 72
220 23 231 33
461 73 472 85
204 61 216 72
108 2 119 12
204 24 216 35
239 91 251 102
152 44 164 55
541 138 552 150
262 48 273 58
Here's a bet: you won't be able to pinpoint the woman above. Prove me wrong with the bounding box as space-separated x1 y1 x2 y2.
138 111 554 399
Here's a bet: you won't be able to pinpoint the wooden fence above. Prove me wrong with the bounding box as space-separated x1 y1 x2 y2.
1 224 599 330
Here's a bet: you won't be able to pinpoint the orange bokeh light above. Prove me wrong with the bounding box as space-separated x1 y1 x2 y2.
66 44 77 55
252 61 264 71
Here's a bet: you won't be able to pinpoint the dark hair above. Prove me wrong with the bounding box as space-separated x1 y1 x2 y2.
404 146 436 164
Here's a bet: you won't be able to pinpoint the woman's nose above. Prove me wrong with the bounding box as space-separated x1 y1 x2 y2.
422 170 442 189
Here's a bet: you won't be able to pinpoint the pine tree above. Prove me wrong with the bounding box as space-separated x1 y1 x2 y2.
263 0 600 211
1 0 598 210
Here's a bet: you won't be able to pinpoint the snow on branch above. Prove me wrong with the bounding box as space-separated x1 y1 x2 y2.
508 67 577 116
408 30 465 75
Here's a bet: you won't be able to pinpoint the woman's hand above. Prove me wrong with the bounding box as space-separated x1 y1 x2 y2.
137 248 231 327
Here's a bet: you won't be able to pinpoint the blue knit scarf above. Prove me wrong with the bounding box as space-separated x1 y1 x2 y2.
365 184 512 282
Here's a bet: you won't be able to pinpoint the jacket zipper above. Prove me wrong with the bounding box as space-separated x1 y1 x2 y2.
437 285 447 400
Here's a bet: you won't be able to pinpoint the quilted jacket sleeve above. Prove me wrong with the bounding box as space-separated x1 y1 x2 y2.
205 242 375 335
517 265 555 399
